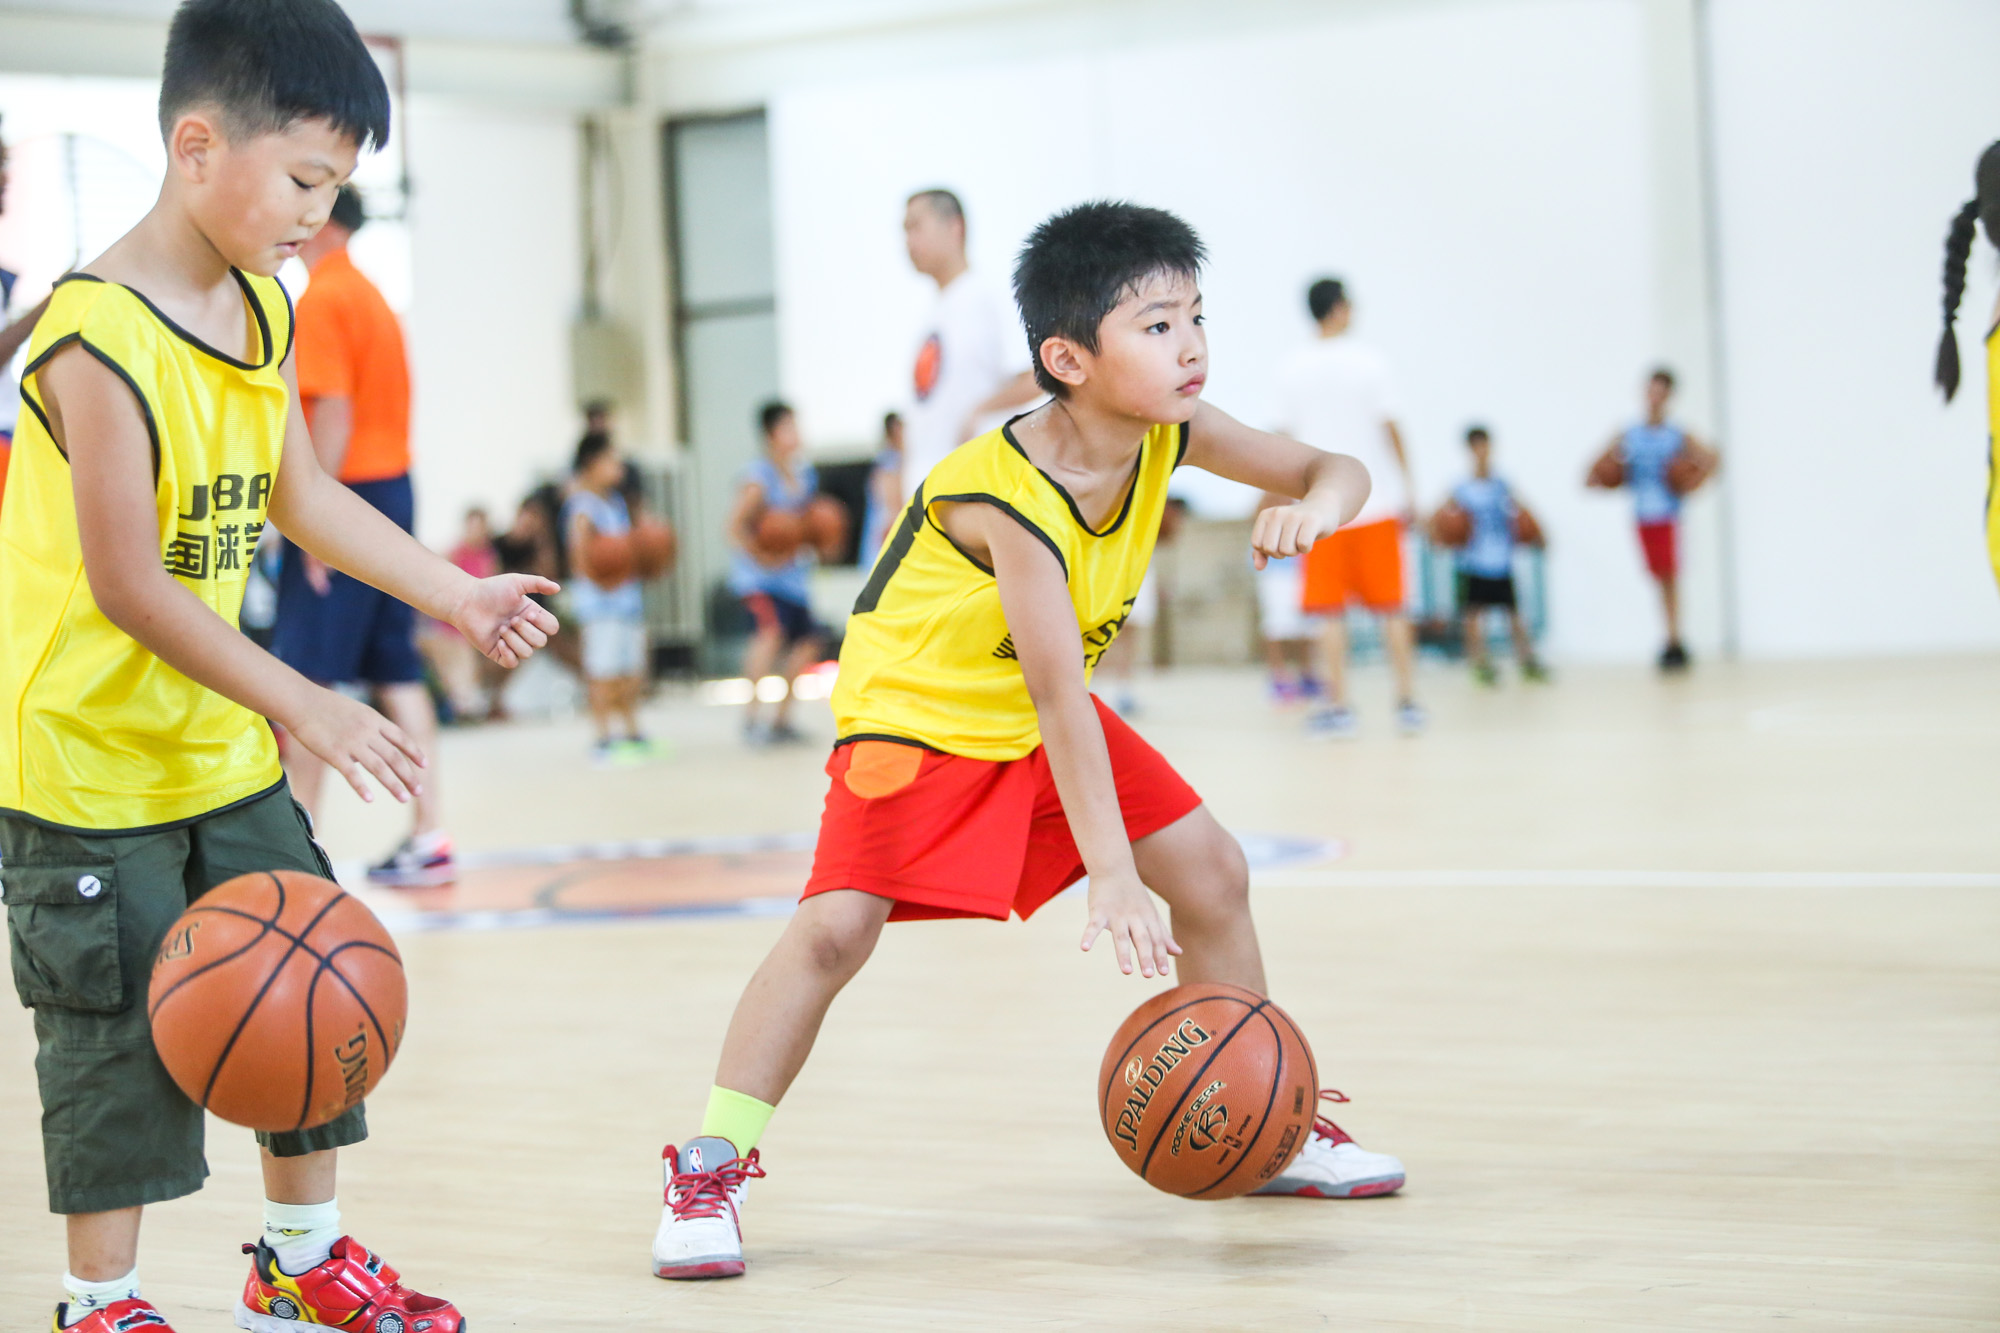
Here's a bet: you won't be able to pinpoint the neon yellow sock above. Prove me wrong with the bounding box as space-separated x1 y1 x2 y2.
699 1085 776 1155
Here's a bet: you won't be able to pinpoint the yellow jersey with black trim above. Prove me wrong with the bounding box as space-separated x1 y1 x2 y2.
0 270 293 832
834 419 1185 760
1986 320 1999 592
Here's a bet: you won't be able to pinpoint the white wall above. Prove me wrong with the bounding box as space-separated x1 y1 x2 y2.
380 96 582 545
1706 0 2000 656
768 0 1666 661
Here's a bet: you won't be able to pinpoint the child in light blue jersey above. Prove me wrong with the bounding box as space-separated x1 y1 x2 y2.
1436 426 1546 684
565 431 651 761
727 400 830 744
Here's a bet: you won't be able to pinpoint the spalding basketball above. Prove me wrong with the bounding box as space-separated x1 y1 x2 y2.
1428 504 1472 548
804 494 849 562
1511 508 1545 547
1665 452 1707 495
753 507 806 561
580 531 637 587
149 871 407 1133
632 516 678 580
1098 983 1317 1199
1587 451 1626 489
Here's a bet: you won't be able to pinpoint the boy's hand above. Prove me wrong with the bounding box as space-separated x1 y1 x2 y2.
1250 501 1340 570
1081 869 1182 978
450 574 562 667
286 689 426 805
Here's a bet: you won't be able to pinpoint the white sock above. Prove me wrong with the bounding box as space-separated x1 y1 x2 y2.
61 1268 140 1325
263 1197 341 1275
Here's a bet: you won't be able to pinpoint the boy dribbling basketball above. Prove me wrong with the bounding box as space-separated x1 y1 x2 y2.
0 2 558 1328
653 202 1407 1282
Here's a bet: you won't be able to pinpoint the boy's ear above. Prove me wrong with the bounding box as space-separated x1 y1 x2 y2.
1037 336 1089 393
168 111 221 182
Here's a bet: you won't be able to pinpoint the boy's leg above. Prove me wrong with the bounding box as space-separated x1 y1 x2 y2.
1508 608 1537 665
1317 616 1350 706
739 612 784 731
1383 611 1417 700
769 634 823 732
375 682 441 837
1659 573 1681 642
1462 608 1489 669
1131 805 1261 993
713 888 893 1105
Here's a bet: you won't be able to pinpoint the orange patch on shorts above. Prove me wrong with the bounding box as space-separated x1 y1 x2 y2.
842 741 925 799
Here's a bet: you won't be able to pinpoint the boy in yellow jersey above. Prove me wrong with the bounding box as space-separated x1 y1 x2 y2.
653 201 1405 1281
0 2 558 1329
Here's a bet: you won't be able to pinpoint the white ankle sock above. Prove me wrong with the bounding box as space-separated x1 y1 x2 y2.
263 1197 341 1275
61 1268 140 1325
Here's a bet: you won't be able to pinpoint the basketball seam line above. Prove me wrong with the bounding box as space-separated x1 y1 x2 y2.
1187 1007 1285 1199
1136 999 1269 1181
199 875 347 1115
1097 994 1247 1121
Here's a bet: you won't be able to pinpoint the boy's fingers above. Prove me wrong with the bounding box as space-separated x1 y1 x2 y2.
1080 917 1103 952
1113 924 1134 975
339 758 375 803
524 603 560 634
383 722 424 766
356 749 409 803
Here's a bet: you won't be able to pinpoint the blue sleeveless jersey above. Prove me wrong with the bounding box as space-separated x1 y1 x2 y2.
1622 421 1686 523
730 456 817 603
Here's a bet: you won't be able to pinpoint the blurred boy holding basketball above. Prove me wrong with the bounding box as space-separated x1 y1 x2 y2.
566 430 651 762
1586 368 1718 671
1434 426 1548 684
654 202 1406 1282
0 2 557 1328
726 400 830 745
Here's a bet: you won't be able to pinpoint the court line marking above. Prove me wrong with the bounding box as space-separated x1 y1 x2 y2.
1256 869 2000 890
335 832 1347 934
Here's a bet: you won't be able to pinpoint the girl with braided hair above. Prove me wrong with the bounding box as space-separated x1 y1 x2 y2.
1934 140 2000 589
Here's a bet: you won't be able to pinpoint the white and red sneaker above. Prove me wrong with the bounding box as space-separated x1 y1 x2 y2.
1252 1090 1406 1198
652 1137 764 1280
52 1298 173 1332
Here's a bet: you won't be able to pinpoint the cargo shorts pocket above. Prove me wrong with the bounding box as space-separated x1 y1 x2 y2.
3 859 124 1012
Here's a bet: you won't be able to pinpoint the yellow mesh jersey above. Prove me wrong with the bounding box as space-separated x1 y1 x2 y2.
1986 322 1999 592
0 271 293 831
834 419 1185 760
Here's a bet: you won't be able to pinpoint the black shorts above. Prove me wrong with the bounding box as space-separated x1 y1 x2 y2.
741 591 826 648
272 473 424 686
1458 572 1518 609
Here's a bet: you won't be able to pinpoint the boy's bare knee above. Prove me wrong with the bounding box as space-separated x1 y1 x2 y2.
793 897 885 978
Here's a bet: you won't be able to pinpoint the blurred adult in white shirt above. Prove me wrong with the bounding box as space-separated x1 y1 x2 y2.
1276 278 1424 737
898 188 1041 502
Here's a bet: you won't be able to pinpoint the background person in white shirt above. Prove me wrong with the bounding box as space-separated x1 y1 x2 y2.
1277 278 1424 737
898 188 1041 501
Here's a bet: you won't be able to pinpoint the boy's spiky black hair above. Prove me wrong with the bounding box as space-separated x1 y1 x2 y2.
573 430 614 474
1013 201 1205 397
159 0 390 151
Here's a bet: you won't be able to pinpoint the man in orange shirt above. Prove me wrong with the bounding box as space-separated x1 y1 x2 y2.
273 185 454 884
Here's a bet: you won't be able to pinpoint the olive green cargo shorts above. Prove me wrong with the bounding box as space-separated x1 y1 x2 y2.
2 785 367 1214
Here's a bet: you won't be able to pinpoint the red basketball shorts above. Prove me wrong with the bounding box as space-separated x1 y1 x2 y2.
1637 519 1679 580
804 697 1203 922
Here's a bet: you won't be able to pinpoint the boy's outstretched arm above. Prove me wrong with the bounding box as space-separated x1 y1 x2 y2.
950 501 1180 978
267 355 559 668
1181 400 1371 568
41 346 424 804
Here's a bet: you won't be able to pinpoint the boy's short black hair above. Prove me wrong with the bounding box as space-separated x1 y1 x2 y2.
573 430 614 474
1013 200 1206 398
1308 278 1348 323
1465 424 1491 444
329 184 365 233
1650 366 1677 391
882 410 902 433
758 400 794 439
159 0 390 151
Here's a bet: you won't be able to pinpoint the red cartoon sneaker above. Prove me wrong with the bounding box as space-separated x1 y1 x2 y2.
234 1237 466 1332
51 1298 174 1332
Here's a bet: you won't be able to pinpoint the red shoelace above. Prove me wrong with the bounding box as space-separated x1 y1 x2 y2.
666 1147 766 1222
1312 1089 1356 1147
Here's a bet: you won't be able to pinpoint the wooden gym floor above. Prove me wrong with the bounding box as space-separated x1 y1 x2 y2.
4 655 1997 1329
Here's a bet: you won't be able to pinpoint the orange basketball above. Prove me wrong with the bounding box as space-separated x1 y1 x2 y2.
148 871 407 1133
1428 504 1472 548
753 507 806 561
1511 508 1545 547
1665 451 1707 495
1587 451 1626 489
632 515 678 580
1098 983 1317 1199
580 531 636 587
804 494 849 561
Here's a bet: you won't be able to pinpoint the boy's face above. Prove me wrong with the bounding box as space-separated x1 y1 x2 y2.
586 450 624 489
766 412 801 461
172 112 357 277
1645 375 1673 416
1054 269 1207 424
1469 437 1491 470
